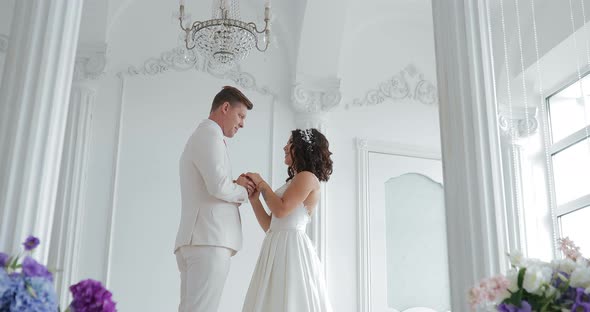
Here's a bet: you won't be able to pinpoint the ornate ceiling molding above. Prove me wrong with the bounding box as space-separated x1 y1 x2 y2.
124 47 201 76
120 46 276 98
73 44 107 81
291 76 342 113
0 34 8 53
346 64 438 109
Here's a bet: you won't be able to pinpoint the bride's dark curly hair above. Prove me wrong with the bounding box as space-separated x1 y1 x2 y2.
286 128 333 182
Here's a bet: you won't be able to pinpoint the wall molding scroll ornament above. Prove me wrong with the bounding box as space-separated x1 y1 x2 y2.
347 64 438 109
121 45 274 97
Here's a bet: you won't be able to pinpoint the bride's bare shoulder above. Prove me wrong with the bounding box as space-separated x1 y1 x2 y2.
293 171 320 188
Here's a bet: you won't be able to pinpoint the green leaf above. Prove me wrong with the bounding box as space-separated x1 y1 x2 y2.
26 283 38 298
517 267 526 289
9 256 19 269
502 288 524 306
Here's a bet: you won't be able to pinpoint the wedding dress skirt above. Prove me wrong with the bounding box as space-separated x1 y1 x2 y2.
242 183 332 312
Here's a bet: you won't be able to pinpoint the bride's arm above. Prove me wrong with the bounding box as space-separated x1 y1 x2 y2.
249 171 318 218
250 194 271 232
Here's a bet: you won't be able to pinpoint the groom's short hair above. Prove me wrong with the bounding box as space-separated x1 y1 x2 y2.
211 86 254 113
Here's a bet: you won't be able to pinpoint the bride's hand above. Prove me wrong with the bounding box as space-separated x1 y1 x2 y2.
245 172 264 188
248 188 260 200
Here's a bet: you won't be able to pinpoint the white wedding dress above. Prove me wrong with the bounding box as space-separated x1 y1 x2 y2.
242 182 332 312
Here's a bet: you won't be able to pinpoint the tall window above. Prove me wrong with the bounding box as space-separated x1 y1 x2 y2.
547 73 590 256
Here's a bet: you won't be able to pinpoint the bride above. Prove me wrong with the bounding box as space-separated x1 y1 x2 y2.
242 128 333 312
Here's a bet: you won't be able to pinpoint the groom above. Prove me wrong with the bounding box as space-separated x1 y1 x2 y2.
175 86 256 312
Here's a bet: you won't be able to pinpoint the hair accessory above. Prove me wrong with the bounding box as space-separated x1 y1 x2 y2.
299 129 314 151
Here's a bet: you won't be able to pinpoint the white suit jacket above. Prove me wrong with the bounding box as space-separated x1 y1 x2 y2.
175 119 248 255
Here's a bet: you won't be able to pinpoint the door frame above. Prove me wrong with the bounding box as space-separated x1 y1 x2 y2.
356 138 441 312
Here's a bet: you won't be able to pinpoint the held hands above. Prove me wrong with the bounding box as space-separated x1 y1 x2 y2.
235 174 256 196
235 172 266 198
245 172 265 190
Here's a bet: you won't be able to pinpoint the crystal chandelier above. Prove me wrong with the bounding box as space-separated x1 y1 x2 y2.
178 0 271 69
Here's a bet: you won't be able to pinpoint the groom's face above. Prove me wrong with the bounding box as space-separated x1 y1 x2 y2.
222 101 248 138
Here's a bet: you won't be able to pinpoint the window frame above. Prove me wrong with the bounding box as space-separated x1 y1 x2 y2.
545 71 590 241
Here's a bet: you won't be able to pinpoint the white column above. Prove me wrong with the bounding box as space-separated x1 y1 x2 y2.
291 75 341 278
0 0 84 261
49 45 106 308
432 0 509 310
497 106 555 260
0 34 7 53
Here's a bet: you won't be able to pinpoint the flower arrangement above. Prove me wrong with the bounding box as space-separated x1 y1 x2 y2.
0 236 116 312
67 279 116 312
469 237 590 312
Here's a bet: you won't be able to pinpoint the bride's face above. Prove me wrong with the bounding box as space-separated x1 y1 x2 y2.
283 137 293 166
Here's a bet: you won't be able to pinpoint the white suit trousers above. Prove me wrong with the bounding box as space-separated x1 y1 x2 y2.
175 245 232 312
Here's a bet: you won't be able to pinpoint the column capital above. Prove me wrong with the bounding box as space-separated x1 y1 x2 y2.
498 105 538 139
73 44 107 82
291 75 341 114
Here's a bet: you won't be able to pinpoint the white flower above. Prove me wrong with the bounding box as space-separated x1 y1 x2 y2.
522 264 553 295
509 250 525 267
545 285 557 297
505 269 519 294
570 267 590 288
551 258 578 274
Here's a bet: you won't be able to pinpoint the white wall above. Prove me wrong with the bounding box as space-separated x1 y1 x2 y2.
338 0 436 99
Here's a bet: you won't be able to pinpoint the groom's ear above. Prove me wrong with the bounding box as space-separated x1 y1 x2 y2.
220 101 230 113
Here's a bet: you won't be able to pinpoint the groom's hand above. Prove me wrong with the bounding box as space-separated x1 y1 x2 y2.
235 174 256 195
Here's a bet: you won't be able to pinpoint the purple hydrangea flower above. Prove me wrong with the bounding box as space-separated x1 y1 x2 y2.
22 257 53 281
69 279 117 312
9 274 58 312
555 285 577 304
23 236 40 251
551 271 569 288
0 252 9 267
0 268 13 310
571 287 590 312
497 301 532 312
